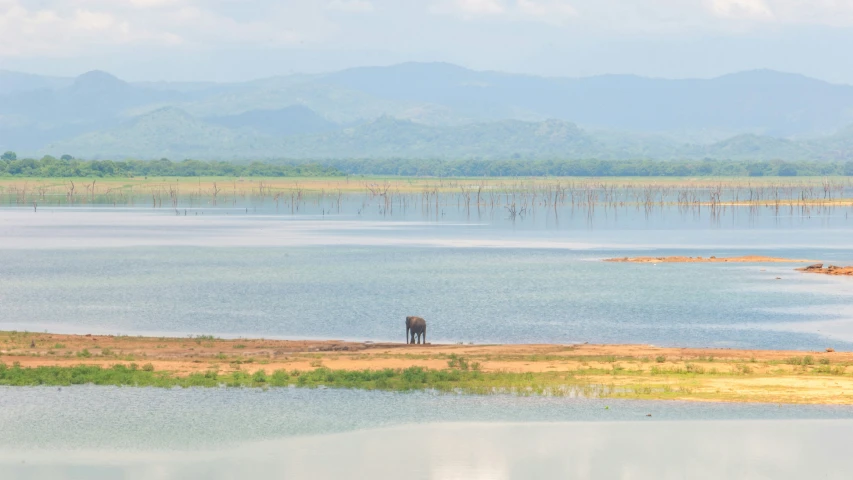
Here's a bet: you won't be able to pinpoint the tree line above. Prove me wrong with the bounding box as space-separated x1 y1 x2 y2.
0 153 341 177
323 158 853 177
3 152 853 178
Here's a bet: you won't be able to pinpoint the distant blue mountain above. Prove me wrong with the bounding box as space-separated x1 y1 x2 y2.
4 63 853 159
206 106 339 136
324 63 853 136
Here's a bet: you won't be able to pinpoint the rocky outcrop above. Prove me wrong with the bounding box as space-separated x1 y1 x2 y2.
796 264 853 276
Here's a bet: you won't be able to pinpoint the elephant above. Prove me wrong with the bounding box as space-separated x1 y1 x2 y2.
406 316 427 345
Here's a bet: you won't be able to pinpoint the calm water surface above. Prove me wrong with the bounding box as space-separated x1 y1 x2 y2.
2 387 853 479
0 205 852 349
2 200 853 478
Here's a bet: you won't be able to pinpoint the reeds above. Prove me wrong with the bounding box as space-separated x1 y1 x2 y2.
1 176 852 224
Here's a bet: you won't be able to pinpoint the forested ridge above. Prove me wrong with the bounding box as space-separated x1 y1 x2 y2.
2 152 852 177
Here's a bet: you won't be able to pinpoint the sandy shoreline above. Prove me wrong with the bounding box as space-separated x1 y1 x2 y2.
3 331 853 405
604 255 815 263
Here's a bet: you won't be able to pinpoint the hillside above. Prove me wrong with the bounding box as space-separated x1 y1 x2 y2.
4 63 853 159
43 107 853 160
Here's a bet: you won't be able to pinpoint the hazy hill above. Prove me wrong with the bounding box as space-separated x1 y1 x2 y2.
4 63 853 159
206 106 339 136
43 106 853 161
321 63 853 137
0 70 73 95
46 107 262 159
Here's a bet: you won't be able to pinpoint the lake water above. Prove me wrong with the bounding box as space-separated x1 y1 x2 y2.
2 387 853 479
1 202 852 349
2 194 853 477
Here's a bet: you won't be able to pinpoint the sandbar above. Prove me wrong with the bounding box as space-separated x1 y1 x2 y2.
604 255 814 263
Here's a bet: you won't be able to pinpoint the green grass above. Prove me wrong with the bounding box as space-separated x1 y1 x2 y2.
0 362 594 394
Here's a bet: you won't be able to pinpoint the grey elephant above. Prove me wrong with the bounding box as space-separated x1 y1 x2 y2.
406 316 427 344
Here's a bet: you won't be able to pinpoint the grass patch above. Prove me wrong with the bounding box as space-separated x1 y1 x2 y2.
0 362 593 395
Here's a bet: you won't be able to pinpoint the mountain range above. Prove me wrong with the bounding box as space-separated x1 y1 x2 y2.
2 63 853 160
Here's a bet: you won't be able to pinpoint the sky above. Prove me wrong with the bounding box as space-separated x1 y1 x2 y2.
2 0 853 83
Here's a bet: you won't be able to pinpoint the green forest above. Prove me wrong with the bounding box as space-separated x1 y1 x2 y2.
0 152 340 178
2 151 853 178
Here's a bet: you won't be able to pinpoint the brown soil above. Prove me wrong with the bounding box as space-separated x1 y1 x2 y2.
796 264 853 276
604 255 814 263
4 332 853 404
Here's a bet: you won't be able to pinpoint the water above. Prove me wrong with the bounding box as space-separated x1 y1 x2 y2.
2 195 853 477
1 207 852 349
2 387 853 479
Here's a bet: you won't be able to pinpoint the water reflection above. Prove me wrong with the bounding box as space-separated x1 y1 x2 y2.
3 421 852 480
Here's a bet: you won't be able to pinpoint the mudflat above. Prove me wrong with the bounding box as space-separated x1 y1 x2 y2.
2 331 853 405
604 255 814 263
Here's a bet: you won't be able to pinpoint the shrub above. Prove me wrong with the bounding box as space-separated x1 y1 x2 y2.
401 367 428 384
655 356 666 363
447 354 470 370
686 363 705 374
142 363 155 372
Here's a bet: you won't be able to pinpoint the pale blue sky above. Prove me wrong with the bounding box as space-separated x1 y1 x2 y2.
2 0 853 83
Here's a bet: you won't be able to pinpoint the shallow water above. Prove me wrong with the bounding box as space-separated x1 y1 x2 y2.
2 387 853 479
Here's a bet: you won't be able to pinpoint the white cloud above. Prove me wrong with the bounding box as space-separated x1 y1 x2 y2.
517 0 576 17
125 0 184 7
432 0 506 16
5 0 853 77
517 0 577 23
433 0 579 23
327 0 375 12
0 1 181 56
709 0 774 20
459 0 506 14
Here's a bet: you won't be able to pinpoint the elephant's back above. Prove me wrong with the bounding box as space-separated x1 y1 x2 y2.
407 316 426 329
